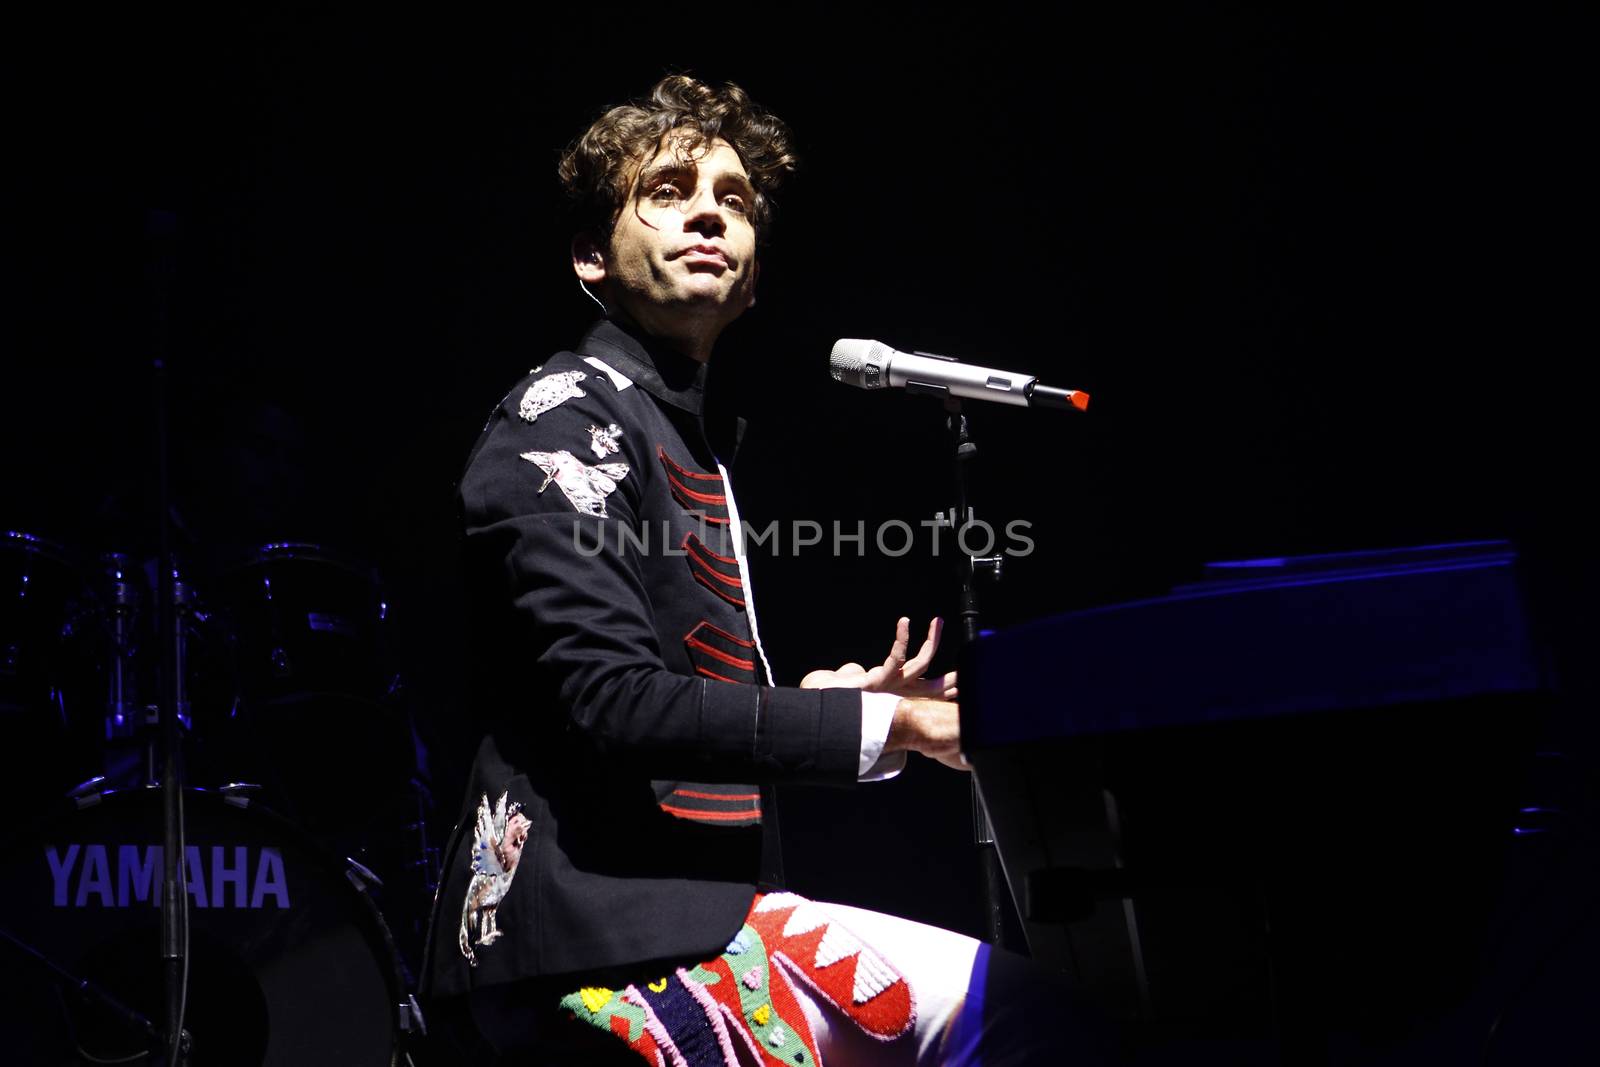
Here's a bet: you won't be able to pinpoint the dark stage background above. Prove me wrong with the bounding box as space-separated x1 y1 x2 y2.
3 7 1589 1063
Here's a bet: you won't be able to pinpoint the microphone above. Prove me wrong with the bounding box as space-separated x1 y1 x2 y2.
830 339 1089 412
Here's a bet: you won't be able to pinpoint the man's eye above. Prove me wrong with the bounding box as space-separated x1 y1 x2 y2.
720 195 749 214
649 183 683 201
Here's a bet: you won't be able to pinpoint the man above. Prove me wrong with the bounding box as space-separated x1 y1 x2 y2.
422 75 1108 1066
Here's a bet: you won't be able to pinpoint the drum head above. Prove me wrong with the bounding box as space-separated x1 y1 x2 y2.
0 788 403 1066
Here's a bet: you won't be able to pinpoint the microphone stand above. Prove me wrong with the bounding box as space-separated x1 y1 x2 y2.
908 383 1013 946
850 350 1085 947
148 208 192 1067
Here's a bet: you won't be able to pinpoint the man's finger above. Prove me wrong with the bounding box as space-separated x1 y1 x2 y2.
901 616 942 679
799 669 831 689
880 616 911 671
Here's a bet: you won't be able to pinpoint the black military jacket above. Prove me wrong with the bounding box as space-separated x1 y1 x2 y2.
423 319 863 998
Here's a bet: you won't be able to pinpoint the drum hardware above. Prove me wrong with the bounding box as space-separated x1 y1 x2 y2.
170 570 195 733
3 530 103 812
68 774 110 801
103 552 141 743
0 922 191 1061
403 775 443 897
398 994 427 1036
403 824 443 897
348 856 385 892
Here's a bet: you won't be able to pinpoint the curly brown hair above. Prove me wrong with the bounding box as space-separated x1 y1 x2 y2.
557 74 797 245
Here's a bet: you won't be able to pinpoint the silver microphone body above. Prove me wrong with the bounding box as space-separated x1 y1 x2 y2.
830 339 1035 406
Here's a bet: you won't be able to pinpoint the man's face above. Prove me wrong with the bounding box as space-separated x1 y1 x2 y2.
594 133 759 342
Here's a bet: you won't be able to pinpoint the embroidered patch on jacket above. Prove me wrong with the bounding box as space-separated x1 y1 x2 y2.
457 791 531 967
589 422 624 459
684 620 756 685
658 446 730 526
521 449 630 517
658 782 761 826
684 532 746 608
518 370 587 422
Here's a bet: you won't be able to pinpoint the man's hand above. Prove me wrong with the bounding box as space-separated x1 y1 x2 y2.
885 697 968 772
800 617 966 771
799 616 958 700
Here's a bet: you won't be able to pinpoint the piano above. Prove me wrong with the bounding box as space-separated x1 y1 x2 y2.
964 541 1555 1057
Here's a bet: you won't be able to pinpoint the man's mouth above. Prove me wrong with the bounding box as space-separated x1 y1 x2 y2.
676 244 730 267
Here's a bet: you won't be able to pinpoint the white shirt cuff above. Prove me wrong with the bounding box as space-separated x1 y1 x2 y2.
858 692 906 781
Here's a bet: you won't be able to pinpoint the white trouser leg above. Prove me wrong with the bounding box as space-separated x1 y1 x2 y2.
782 901 1114 1067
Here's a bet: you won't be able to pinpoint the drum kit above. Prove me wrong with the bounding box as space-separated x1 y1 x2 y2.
1 529 435 1065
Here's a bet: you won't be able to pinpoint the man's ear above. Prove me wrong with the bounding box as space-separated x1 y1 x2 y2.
572 233 606 283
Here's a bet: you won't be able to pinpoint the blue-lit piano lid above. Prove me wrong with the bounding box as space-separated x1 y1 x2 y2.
967 541 1554 748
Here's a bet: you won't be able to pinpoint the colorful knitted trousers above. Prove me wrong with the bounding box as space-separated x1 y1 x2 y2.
559 892 917 1067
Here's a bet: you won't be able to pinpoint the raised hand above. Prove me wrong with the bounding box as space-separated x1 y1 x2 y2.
799 616 958 699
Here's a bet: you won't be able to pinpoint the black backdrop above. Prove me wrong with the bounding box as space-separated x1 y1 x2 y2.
3 7 1588 1059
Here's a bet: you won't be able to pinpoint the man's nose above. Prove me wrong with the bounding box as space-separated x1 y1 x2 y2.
681 185 727 233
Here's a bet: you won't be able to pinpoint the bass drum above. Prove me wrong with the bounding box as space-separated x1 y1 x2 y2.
0 788 411 1066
